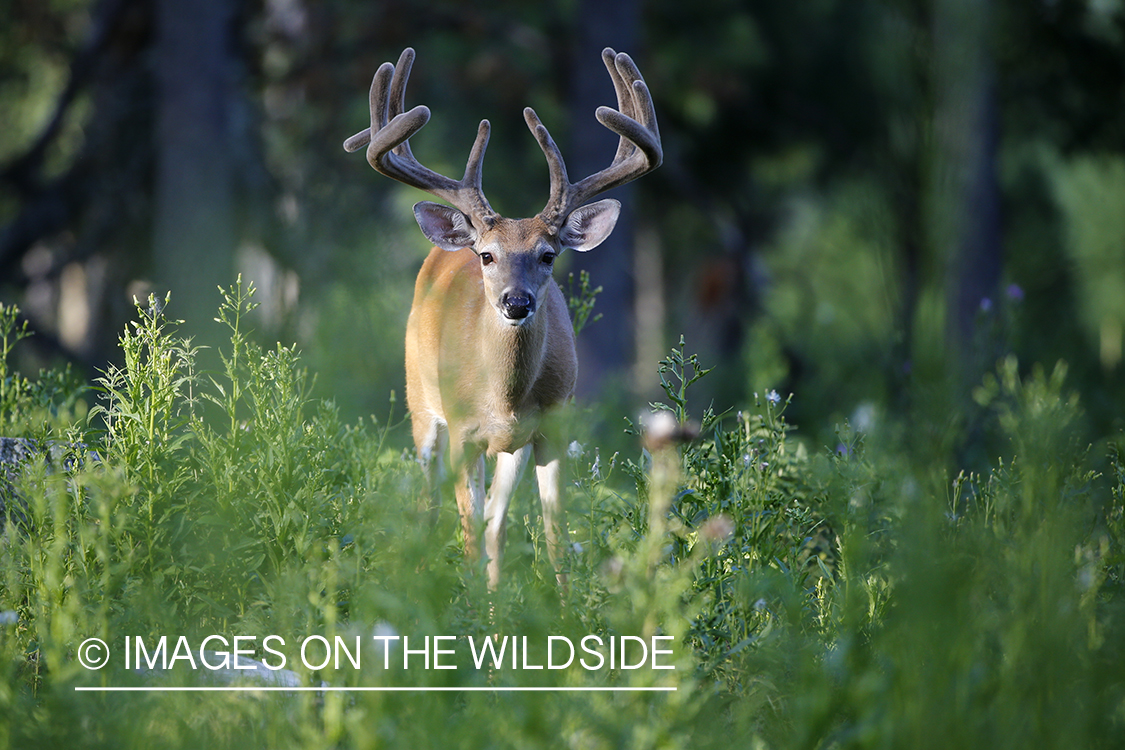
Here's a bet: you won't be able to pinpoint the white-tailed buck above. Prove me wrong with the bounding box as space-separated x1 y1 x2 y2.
343 47 660 590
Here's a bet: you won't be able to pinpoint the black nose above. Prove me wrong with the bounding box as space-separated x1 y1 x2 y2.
501 292 535 320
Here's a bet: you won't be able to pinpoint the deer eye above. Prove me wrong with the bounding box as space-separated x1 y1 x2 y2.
480 252 494 266
540 251 556 266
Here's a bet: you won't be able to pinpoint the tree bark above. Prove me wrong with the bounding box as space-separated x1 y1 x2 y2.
152 0 240 341
931 0 1002 384
569 0 642 397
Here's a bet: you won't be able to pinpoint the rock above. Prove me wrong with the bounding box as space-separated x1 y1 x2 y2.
0 437 100 532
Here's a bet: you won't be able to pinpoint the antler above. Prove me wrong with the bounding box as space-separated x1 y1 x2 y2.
526 48 662 230
343 48 496 230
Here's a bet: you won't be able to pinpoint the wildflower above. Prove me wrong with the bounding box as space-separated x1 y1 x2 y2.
602 556 625 584
851 402 876 433
1006 283 1024 302
700 514 735 543
1077 567 1095 592
644 411 679 444
767 390 781 405
641 410 698 450
371 622 399 660
372 621 398 641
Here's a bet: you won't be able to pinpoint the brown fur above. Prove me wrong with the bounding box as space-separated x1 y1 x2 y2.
405 217 581 588
405 243 576 458
343 47 660 591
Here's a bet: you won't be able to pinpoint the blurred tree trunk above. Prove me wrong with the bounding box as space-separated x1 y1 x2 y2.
569 0 641 398
931 0 1002 385
152 0 240 342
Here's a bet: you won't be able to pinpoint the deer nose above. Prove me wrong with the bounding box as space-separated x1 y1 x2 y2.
500 291 535 320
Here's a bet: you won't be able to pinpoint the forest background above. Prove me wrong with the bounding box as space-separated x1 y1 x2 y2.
3 2 1125 748
2 0 1123 444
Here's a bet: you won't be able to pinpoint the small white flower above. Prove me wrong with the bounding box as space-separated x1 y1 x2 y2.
567 441 584 459
1078 567 1095 592
644 411 679 443
603 556 624 578
851 402 877 433
372 621 398 642
700 514 734 543
767 390 781 405
370 621 399 661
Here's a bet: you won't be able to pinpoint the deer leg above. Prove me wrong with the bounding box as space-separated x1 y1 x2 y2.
484 446 531 590
534 441 570 590
413 415 447 521
452 443 487 564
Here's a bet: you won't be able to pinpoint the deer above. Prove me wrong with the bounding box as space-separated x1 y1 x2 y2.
343 47 661 591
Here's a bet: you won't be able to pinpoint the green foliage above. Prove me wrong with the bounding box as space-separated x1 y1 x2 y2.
0 303 32 425
1049 152 1125 369
0 304 86 439
1 299 1124 748
567 269 603 336
651 335 716 426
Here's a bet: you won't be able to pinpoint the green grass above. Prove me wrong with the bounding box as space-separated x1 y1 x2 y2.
0 283 1123 749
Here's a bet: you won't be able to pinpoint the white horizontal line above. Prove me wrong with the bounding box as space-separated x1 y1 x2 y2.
75 686 676 693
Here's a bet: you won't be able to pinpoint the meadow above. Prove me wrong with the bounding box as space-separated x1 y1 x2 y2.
0 281 1122 749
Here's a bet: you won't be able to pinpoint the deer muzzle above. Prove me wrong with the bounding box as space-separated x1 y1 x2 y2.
500 291 535 323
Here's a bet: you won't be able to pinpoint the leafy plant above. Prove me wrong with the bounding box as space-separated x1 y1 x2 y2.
1 297 1123 749
566 269 603 336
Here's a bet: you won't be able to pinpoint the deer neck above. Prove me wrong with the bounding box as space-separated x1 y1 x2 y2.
482 310 548 411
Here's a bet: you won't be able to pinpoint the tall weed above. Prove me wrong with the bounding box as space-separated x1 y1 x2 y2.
0 296 1121 748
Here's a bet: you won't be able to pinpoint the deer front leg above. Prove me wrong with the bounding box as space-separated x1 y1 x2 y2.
413 415 447 522
452 444 487 563
484 445 531 590
534 441 571 590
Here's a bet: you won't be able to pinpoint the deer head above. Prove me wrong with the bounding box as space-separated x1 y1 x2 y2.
343 47 661 328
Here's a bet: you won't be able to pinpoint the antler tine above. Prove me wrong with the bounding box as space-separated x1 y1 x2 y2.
601 47 638 164
531 48 662 228
386 48 413 151
342 48 495 229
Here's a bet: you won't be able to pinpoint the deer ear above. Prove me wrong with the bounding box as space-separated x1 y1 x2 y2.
558 199 620 252
414 201 477 251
